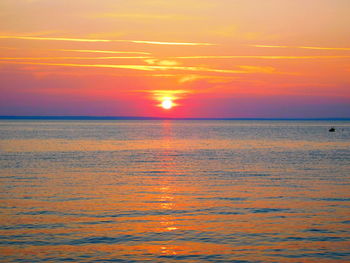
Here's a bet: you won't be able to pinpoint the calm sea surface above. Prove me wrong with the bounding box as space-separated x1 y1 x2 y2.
0 120 349 262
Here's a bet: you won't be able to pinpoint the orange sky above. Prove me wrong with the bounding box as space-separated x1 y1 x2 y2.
0 0 349 118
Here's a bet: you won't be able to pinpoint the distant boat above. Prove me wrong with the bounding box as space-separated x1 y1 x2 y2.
329 127 335 132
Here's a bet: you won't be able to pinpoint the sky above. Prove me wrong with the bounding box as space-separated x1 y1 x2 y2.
0 0 349 118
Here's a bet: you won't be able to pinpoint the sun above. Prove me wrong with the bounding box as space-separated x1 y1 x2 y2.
152 90 188 110
161 99 173 110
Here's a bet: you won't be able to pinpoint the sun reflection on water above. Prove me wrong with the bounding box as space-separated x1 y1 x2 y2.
155 121 181 255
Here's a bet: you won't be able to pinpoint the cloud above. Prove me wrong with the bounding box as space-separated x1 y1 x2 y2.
212 25 265 41
0 35 215 46
0 61 249 74
299 46 350 51
59 49 151 55
144 59 180 66
129 40 214 46
0 36 111 43
251 44 350 51
134 89 192 109
0 56 151 60
251 45 289 48
175 55 350 59
178 75 203 83
141 89 192 105
178 74 237 84
147 90 191 96
93 13 190 20
238 65 276 74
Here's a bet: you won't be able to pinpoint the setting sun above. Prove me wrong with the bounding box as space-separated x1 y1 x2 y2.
161 99 173 110
151 90 188 113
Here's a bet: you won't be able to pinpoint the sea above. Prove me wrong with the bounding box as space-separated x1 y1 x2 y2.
0 120 349 262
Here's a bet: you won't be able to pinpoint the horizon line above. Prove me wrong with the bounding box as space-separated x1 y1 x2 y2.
0 116 349 121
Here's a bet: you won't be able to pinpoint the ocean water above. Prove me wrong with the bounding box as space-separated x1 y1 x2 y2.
0 120 349 263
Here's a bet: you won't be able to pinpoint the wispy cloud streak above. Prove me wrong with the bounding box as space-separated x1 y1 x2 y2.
251 44 350 51
299 46 350 51
0 35 214 46
94 13 190 20
59 49 151 55
0 36 111 42
0 56 151 60
130 40 213 46
175 55 350 59
0 61 248 74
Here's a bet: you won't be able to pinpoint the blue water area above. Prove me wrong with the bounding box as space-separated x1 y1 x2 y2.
0 120 349 262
